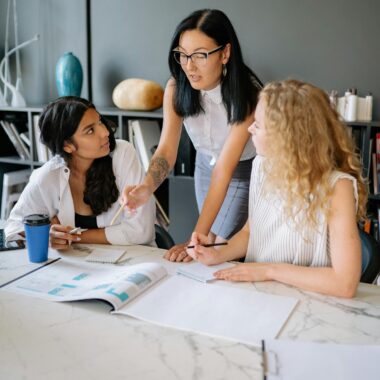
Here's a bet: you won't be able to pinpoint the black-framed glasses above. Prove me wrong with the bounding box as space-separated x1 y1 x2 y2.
172 45 225 67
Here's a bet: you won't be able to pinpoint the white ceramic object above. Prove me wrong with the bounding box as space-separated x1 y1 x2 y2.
0 34 39 107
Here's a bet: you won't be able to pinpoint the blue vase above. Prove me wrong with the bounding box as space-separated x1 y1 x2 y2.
55 52 83 97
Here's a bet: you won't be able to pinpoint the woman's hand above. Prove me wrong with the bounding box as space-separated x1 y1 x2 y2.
164 242 193 262
49 220 81 250
185 232 224 266
121 184 153 212
214 263 271 282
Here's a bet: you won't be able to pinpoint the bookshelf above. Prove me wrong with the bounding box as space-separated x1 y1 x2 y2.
346 121 380 241
0 105 198 243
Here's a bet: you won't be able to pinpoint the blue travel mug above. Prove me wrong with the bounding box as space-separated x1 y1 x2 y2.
23 214 51 263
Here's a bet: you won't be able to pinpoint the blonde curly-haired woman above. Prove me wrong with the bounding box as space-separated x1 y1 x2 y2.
187 79 367 298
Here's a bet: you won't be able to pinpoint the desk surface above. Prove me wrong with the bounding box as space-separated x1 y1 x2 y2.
1 246 380 380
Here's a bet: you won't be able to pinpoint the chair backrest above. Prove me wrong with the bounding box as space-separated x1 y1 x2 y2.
155 224 175 250
359 229 380 284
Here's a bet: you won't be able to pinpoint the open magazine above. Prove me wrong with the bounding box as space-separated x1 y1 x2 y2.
3 258 298 346
4 259 167 310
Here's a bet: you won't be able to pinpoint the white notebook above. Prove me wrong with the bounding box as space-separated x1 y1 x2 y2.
85 247 126 264
176 261 235 282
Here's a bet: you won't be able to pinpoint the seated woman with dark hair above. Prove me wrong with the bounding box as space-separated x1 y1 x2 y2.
5 96 156 249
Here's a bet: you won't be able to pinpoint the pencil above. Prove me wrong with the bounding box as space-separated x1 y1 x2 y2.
110 204 124 226
187 242 228 249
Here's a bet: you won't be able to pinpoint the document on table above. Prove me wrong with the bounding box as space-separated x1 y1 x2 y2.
2 257 298 346
114 274 298 346
263 339 380 380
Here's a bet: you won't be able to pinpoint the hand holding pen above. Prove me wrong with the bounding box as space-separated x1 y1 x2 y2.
186 231 228 266
49 223 84 251
187 242 228 249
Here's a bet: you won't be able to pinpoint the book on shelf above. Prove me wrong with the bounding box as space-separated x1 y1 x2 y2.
2 254 298 346
372 218 379 242
372 153 378 194
1 168 31 220
363 218 371 234
128 119 169 227
128 119 161 172
33 115 53 162
19 131 31 147
0 120 30 160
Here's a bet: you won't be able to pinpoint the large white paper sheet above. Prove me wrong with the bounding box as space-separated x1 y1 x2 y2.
264 339 380 380
115 275 298 346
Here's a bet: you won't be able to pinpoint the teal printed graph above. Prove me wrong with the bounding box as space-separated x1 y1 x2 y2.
94 283 111 290
73 273 89 281
106 288 129 302
125 273 151 287
49 287 64 295
48 283 77 295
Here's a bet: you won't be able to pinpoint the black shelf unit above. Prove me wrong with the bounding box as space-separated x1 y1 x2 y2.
346 121 380 241
346 121 380 179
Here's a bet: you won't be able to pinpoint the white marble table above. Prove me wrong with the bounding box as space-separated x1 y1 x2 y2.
1 245 380 380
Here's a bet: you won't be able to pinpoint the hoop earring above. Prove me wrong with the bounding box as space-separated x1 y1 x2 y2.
222 64 227 78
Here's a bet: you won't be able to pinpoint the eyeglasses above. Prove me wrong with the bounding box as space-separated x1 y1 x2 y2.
172 45 225 67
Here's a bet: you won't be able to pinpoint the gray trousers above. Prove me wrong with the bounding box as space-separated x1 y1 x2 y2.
194 152 253 239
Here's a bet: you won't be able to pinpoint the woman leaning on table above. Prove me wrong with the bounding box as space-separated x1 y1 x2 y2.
187 79 367 298
122 9 262 261
5 97 156 249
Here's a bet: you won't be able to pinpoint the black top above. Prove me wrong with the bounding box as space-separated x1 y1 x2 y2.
75 213 98 229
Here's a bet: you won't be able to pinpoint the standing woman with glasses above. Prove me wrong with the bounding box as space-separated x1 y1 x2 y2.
122 9 262 261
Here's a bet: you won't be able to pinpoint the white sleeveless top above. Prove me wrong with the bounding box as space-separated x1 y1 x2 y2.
245 155 358 267
183 84 256 165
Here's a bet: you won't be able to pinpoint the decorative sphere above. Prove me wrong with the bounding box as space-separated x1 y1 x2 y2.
112 78 164 111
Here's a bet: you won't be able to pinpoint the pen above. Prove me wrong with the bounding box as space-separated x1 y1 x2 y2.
68 228 87 246
110 203 124 226
187 242 228 249
69 227 88 234
262 340 268 380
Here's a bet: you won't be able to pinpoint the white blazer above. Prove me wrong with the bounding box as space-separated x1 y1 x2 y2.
5 140 156 246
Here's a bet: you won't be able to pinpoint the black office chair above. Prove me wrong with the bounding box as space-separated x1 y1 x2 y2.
359 229 380 284
155 224 175 250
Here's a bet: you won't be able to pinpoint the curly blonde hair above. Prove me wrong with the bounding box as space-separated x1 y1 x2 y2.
260 79 367 227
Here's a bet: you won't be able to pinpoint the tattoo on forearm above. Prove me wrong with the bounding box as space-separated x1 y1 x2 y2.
148 157 170 188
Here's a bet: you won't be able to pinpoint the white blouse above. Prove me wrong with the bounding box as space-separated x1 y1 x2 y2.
5 140 156 246
245 155 358 266
183 84 256 165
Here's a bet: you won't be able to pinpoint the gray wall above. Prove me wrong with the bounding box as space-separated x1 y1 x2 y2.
0 0 88 104
1 0 379 119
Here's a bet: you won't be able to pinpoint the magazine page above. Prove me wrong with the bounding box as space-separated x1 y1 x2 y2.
3 259 167 310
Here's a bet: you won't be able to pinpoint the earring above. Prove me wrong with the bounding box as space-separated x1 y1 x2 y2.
222 64 227 77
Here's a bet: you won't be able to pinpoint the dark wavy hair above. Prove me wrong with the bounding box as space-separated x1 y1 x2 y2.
39 96 119 215
168 9 263 123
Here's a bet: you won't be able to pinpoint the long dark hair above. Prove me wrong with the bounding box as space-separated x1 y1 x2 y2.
39 96 119 215
168 9 263 123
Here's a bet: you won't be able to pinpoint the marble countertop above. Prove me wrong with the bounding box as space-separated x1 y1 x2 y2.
1 246 380 380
